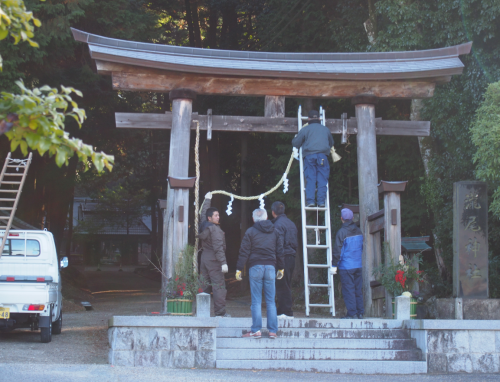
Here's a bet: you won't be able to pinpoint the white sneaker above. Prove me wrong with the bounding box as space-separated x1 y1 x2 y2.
278 314 294 319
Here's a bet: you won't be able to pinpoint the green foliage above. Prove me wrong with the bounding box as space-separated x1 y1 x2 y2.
163 245 211 299
0 80 114 171
373 254 425 297
471 81 500 218
0 0 42 69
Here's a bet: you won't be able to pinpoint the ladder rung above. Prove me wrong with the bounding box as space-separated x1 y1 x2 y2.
308 284 330 287
304 207 327 211
5 165 26 168
1 181 21 185
0 190 18 193
0 208 13 210
306 244 329 248
4 173 24 176
307 264 330 268
309 303 333 307
0 198 16 201
305 225 327 229
0 217 10 219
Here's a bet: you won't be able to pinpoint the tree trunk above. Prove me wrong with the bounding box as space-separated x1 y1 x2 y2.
221 4 238 50
207 4 218 48
191 0 203 48
184 0 196 47
411 98 448 281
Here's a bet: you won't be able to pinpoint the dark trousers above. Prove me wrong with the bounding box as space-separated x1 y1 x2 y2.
276 255 295 316
303 153 330 205
339 268 364 317
200 256 227 316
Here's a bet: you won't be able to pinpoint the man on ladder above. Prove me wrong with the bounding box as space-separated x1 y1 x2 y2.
292 110 334 207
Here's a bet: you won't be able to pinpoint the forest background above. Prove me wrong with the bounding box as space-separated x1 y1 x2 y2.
1 0 499 299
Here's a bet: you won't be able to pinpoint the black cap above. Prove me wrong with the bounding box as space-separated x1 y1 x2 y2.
308 110 319 119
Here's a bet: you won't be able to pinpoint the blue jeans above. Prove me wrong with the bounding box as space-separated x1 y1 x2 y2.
303 153 330 205
249 265 278 333
339 268 364 317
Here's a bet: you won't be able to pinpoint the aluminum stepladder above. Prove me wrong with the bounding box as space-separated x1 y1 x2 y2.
298 106 335 317
0 152 33 258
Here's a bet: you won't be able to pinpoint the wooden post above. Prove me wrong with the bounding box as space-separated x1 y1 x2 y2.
162 88 196 313
353 95 381 318
379 180 407 317
265 96 285 118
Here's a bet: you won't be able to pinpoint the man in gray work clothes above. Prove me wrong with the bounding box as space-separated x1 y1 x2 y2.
198 192 230 317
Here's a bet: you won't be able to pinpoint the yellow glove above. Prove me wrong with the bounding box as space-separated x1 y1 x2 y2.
235 270 242 281
276 269 284 280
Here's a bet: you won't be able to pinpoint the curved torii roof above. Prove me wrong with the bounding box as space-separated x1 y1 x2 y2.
72 28 472 98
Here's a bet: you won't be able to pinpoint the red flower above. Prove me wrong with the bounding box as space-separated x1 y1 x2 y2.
175 277 179 281
198 288 203 293
417 271 423 274
395 270 406 288
180 290 183 296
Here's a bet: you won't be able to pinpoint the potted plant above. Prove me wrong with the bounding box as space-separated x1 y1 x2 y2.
373 254 426 319
163 245 209 315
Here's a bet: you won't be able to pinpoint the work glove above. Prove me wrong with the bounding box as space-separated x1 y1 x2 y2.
205 192 212 199
235 270 242 281
221 264 228 273
276 269 284 280
329 267 337 275
292 147 299 160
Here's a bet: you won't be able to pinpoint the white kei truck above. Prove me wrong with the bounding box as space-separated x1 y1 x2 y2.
0 230 68 343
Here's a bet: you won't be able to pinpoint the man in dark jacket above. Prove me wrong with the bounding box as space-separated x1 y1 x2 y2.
271 201 298 318
197 192 230 317
236 208 284 339
292 110 334 207
331 208 364 319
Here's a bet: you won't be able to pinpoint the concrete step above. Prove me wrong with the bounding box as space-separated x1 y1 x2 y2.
217 337 418 350
217 348 423 361
217 327 411 339
217 317 403 329
216 359 427 374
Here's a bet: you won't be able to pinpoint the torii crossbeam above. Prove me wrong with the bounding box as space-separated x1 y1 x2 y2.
72 28 471 316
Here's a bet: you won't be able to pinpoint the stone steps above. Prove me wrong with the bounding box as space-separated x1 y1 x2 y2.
217 337 418 350
215 318 427 374
217 327 411 339
217 348 422 361
216 359 428 374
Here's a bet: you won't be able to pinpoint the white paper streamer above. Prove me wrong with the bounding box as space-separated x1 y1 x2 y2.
259 194 265 209
226 195 234 215
282 173 289 193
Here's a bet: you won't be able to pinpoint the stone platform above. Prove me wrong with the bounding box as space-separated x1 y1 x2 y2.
107 316 500 374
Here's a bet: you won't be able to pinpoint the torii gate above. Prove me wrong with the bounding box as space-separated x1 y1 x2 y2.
72 28 471 316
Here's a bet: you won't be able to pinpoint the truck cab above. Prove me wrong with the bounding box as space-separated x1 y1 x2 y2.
0 230 68 343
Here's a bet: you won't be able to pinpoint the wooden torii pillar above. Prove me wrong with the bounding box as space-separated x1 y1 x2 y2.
71 28 471 316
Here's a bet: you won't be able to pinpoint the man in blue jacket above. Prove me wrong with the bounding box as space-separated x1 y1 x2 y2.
292 110 334 207
330 208 364 319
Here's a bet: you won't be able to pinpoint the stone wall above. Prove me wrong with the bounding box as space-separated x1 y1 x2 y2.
427 298 500 320
405 320 500 373
108 316 217 368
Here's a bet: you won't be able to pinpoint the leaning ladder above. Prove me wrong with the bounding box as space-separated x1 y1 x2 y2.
0 152 33 258
298 106 335 317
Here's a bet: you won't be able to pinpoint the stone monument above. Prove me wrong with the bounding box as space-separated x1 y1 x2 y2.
453 181 488 298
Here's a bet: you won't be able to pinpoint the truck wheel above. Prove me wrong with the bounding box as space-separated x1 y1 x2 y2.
40 308 52 343
52 311 62 335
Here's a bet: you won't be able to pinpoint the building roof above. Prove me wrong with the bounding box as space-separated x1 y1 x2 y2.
73 198 151 236
401 236 432 253
0 210 38 230
71 28 472 81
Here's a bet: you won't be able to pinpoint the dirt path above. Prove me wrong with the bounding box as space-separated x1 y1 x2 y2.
0 269 161 365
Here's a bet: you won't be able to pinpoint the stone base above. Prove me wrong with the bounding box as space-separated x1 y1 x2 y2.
428 298 500 320
108 316 217 368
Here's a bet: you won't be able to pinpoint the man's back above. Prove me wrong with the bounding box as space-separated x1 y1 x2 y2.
237 221 284 270
272 214 298 256
291 122 334 157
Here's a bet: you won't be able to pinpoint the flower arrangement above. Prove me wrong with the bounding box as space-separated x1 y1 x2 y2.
162 245 210 299
373 254 426 297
